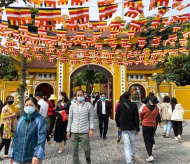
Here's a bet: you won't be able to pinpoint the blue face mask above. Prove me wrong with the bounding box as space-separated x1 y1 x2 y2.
24 106 36 115
100 97 106 101
72 100 77 103
77 96 85 102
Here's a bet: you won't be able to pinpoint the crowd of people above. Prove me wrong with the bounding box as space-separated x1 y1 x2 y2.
0 90 185 164
115 92 184 163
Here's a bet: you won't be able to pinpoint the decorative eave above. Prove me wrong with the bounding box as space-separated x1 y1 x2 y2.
11 57 57 73
126 63 163 74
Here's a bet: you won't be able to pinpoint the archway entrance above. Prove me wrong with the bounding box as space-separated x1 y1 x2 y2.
70 64 114 118
35 83 54 101
128 84 146 102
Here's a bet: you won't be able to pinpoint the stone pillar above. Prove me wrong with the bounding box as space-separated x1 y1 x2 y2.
120 65 125 95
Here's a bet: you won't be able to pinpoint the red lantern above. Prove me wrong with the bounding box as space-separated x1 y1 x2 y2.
103 83 107 88
90 84 93 88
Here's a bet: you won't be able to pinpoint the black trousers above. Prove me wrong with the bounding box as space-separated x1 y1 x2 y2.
0 138 11 155
172 121 182 136
46 130 50 142
142 126 155 156
98 114 109 137
49 115 55 134
153 126 157 145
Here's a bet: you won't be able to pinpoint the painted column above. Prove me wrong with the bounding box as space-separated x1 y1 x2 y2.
58 61 63 98
120 65 125 95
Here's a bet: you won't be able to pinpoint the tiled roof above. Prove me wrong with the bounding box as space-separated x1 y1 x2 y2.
46 30 131 38
66 30 129 38
11 58 56 69
127 63 155 70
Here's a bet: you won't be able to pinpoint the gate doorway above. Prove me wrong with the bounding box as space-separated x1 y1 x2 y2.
35 83 54 101
70 65 114 119
128 84 146 102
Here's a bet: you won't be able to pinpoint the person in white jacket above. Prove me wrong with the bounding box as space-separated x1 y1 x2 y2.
168 97 184 142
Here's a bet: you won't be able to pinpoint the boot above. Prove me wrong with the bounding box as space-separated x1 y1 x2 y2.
86 157 91 164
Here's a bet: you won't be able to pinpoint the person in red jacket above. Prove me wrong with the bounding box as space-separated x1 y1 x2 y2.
140 96 159 162
47 94 57 136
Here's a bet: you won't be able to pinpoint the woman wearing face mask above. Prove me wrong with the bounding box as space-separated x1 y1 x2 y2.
71 94 77 104
54 92 71 153
10 97 47 164
47 94 57 137
0 96 17 161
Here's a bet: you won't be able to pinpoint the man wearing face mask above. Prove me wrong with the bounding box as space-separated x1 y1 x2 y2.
96 93 111 139
66 89 94 164
34 92 48 118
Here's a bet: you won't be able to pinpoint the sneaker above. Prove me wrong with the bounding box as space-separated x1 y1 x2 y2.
178 135 182 142
0 157 3 161
175 137 179 141
3 155 9 158
153 145 156 150
166 136 170 139
163 133 166 137
146 156 154 162
117 136 121 143
132 157 136 163
86 157 91 164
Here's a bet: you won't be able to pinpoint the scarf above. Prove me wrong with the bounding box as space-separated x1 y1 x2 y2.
23 111 39 121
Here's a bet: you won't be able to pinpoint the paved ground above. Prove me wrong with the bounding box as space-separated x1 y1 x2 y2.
1 117 190 164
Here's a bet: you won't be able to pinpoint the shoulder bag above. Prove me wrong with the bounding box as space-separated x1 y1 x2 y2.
123 102 133 114
140 107 157 125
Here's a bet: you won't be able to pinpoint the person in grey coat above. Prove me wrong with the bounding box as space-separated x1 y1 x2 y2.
66 89 94 164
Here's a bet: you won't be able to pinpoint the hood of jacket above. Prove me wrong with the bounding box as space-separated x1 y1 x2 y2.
175 104 182 110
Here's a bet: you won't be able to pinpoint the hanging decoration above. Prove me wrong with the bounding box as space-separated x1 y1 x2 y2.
98 4 118 21
0 0 189 67
71 0 89 6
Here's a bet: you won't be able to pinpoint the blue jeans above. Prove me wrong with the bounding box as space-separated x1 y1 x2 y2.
164 120 172 136
118 130 122 138
122 130 136 164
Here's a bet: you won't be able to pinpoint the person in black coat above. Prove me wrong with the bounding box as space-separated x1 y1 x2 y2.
96 93 111 139
54 92 71 154
115 92 140 164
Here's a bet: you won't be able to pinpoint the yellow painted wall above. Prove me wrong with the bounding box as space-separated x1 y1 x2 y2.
2 57 190 119
173 86 190 119
0 80 20 102
94 83 100 92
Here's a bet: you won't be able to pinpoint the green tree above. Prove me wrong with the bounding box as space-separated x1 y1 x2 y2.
0 54 18 81
73 70 108 94
151 73 164 101
154 53 173 96
165 53 190 86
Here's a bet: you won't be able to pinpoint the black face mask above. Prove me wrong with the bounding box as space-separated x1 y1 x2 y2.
7 101 14 105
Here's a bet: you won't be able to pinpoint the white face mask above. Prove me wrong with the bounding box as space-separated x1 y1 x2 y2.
58 96 62 101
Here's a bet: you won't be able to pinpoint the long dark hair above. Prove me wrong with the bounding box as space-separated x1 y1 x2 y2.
149 96 158 105
170 97 178 110
4 95 14 106
163 96 170 103
25 97 38 107
141 98 148 104
119 95 124 103
60 92 69 102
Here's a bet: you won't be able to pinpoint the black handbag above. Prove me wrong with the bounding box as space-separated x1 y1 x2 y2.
0 124 4 137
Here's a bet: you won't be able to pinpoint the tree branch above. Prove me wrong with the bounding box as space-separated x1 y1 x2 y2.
0 0 16 7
